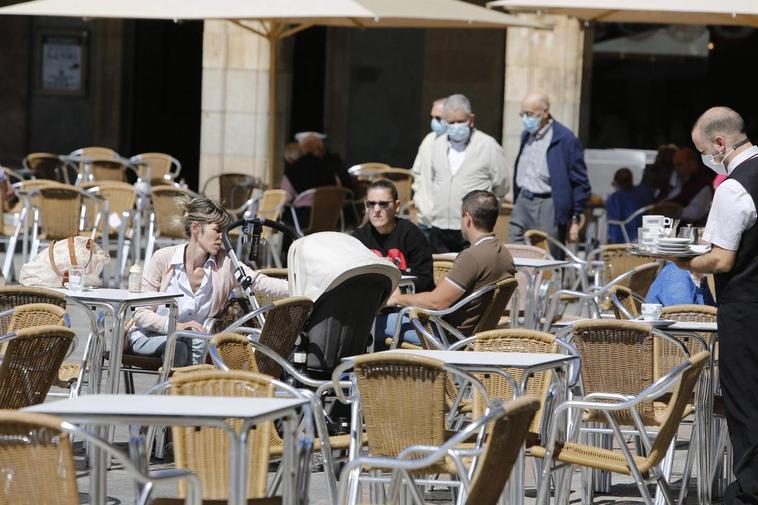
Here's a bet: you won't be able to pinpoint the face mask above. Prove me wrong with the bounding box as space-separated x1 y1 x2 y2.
430 117 447 136
522 114 542 134
447 122 471 143
701 151 728 176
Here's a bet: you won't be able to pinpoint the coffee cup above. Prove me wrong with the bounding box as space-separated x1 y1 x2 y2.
643 215 673 228
641 303 663 321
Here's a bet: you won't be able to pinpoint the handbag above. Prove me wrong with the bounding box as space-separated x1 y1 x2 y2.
19 236 110 288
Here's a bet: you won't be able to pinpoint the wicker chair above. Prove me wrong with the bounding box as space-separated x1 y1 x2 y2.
0 411 199 505
493 202 514 243
22 152 75 182
598 244 660 297
609 285 642 320
253 268 288 308
130 152 182 183
144 370 284 504
144 186 195 268
289 186 350 235
561 319 698 504
202 173 264 217
333 353 495 503
337 396 540 505
82 181 138 285
0 325 75 409
533 351 709 505
432 259 454 286
393 277 518 349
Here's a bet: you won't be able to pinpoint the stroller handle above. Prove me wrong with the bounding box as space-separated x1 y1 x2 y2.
222 217 301 254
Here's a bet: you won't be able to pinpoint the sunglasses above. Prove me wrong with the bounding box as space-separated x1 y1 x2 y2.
365 200 392 209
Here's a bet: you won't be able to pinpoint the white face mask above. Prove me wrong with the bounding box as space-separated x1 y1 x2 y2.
701 151 728 175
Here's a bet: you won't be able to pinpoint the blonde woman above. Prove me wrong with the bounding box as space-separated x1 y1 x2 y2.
127 196 289 366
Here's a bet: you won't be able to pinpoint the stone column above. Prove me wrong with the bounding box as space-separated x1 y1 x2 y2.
502 14 589 196
199 21 291 199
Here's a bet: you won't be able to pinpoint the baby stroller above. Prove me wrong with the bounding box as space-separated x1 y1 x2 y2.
288 232 400 377
222 222 399 377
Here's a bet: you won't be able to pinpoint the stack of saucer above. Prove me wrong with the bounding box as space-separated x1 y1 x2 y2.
655 237 691 254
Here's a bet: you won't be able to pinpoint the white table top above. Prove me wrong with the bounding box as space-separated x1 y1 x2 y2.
551 318 717 333
25 394 306 421
433 252 567 269
57 288 183 303
366 349 576 368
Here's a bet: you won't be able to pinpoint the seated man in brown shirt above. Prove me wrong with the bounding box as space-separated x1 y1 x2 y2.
381 190 516 344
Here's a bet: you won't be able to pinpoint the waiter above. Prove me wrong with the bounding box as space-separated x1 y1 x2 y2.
677 106 758 505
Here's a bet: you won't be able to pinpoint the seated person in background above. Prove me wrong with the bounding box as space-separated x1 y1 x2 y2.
665 147 713 226
128 197 289 366
640 144 678 201
646 261 715 306
283 141 302 169
352 179 434 293
376 190 515 348
606 168 654 243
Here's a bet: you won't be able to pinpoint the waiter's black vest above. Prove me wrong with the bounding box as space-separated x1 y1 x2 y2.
714 154 758 303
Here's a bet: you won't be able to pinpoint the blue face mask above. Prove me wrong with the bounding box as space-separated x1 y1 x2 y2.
447 122 471 143
430 117 447 136
522 114 542 134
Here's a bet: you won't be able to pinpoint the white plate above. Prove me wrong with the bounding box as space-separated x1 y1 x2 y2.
690 244 711 254
657 238 692 245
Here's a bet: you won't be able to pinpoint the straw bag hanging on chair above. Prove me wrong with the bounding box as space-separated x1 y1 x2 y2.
19 237 110 288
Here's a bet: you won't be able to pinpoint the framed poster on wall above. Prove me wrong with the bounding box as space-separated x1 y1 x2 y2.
35 29 88 96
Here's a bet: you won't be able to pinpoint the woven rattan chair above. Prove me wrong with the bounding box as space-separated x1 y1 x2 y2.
22 152 75 182
144 186 194 268
337 396 540 505
290 186 350 236
432 259 454 286
202 173 264 217
0 325 75 409
253 268 288 307
130 152 182 183
562 319 697 504
393 277 518 349
533 351 709 505
599 244 660 297
0 411 199 505
333 353 495 504
609 285 642 320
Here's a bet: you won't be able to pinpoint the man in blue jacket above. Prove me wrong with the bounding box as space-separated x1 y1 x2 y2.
510 92 591 255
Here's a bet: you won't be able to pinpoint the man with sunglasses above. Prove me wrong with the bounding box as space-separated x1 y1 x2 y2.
352 179 433 293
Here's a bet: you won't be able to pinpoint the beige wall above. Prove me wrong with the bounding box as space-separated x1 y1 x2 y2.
502 14 588 197
199 21 291 199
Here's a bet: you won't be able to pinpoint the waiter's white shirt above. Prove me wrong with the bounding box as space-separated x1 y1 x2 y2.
702 145 758 251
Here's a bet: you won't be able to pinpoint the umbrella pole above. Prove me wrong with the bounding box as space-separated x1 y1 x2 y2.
267 26 278 188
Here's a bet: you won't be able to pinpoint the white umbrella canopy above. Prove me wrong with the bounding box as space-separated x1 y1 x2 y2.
487 0 758 27
0 0 547 28
0 0 547 185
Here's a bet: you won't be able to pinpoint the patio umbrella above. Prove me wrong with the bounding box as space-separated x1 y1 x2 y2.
0 0 548 185
487 0 758 27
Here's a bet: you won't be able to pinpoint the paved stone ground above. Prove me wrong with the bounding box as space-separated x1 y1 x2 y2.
42 298 719 504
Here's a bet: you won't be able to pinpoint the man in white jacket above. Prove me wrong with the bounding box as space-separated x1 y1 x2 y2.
411 97 447 237
427 94 509 253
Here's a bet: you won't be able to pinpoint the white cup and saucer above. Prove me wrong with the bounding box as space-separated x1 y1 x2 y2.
639 303 674 327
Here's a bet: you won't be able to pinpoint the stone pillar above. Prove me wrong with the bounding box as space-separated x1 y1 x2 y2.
502 14 588 196
199 21 291 199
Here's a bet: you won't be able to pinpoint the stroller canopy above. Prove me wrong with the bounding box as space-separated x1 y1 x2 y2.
288 232 400 302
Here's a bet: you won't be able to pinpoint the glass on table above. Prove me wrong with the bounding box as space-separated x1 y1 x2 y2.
68 266 85 291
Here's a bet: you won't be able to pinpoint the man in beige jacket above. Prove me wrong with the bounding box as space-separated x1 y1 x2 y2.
427 94 508 253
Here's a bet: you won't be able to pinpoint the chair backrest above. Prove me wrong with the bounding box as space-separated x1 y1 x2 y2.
465 397 540 505
214 297 313 378
71 146 117 159
203 173 261 212
36 183 85 240
471 329 558 436
432 259 455 286
646 351 709 468
303 186 350 234
22 153 68 182
493 202 514 243
151 186 193 239
0 286 66 334
505 243 549 313
655 304 716 379
131 152 181 182
168 370 274 500
0 326 75 409
601 244 659 297
524 229 550 257
0 411 79 505
609 285 640 319
471 277 519 334
352 353 448 457
350 162 391 179
378 169 412 204
571 319 658 426
256 190 288 242
82 181 137 233
7 303 66 332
